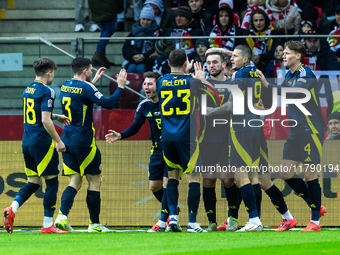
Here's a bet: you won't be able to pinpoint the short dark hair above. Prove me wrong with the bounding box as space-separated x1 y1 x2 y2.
168 49 187 68
224 56 232 67
284 41 306 62
71 57 92 75
144 71 161 81
206 52 225 63
33 58 57 76
234 45 252 60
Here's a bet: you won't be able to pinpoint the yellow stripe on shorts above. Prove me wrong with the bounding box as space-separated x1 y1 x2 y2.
37 142 55 176
184 142 200 175
311 134 323 159
79 146 97 176
230 127 252 167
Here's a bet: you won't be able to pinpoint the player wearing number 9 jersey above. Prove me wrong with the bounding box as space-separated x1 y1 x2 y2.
54 57 126 233
156 49 207 233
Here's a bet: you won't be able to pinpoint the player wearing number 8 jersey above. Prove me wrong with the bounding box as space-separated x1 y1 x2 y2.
157 49 207 232
54 57 126 233
3 58 70 234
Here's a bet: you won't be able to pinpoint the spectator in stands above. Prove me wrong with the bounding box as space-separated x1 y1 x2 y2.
116 0 128 31
327 75 340 116
300 3 331 34
75 0 101 32
122 5 158 73
309 0 340 19
264 44 285 78
330 5 340 30
89 0 118 68
326 111 340 140
265 0 301 35
246 9 281 72
159 6 202 55
212 0 240 26
189 0 214 35
209 6 247 51
299 20 317 34
240 0 265 30
188 38 210 75
144 0 175 30
328 6 340 67
303 31 339 71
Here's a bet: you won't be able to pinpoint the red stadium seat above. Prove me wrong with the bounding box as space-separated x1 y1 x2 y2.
109 73 144 109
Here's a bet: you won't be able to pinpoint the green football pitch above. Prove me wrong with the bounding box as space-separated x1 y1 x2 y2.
1 229 340 255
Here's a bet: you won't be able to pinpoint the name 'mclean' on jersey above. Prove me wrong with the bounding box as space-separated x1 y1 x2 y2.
60 78 106 147
22 80 55 146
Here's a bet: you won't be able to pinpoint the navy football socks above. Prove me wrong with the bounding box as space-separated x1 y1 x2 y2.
285 175 312 206
14 182 40 206
43 177 58 217
167 179 179 216
188 182 200 223
203 187 216 224
253 184 262 218
225 184 242 219
239 183 258 219
60 186 78 216
307 179 322 221
153 188 163 203
86 190 101 224
160 188 169 222
265 184 288 215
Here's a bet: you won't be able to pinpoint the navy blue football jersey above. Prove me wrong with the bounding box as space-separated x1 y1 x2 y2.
120 98 162 151
60 79 108 147
231 64 262 131
278 64 326 135
157 73 204 142
22 80 55 146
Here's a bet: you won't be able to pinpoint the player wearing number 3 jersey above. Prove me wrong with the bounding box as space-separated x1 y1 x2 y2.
54 57 126 233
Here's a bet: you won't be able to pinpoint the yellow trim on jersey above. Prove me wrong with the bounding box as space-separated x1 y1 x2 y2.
252 157 260 168
200 88 217 106
305 115 318 134
25 167 37 177
82 105 87 126
80 146 97 176
332 91 340 113
163 154 182 171
198 115 206 143
260 147 268 164
296 64 303 71
184 142 200 176
311 134 323 158
63 163 78 176
310 88 319 107
37 142 55 176
91 123 96 147
230 127 252 167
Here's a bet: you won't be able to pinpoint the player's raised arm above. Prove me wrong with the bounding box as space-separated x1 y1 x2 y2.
91 67 107 85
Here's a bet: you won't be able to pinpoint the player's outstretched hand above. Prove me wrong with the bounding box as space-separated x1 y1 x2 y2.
193 62 205 78
105 129 121 143
205 48 232 56
256 69 269 88
92 67 107 85
55 114 71 126
185 59 194 73
55 140 66 152
117 69 127 89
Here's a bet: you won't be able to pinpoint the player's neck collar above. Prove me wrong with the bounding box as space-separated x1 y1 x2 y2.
170 72 184 75
34 80 45 85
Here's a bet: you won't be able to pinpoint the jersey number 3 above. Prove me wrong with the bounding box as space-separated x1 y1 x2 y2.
161 89 190 116
62 97 72 121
